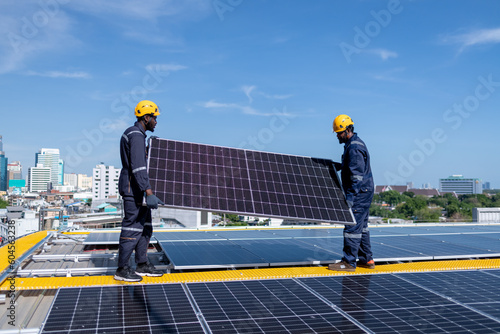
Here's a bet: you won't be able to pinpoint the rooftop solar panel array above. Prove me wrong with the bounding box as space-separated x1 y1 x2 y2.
155 225 500 269
147 138 354 225
42 269 500 333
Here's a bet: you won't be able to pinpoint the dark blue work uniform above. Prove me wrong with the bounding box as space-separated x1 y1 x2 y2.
339 133 374 267
117 121 152 268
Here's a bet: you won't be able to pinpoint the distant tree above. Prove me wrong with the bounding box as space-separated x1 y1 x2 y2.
403 191 415 198
378 190 405 206
0 198 7 209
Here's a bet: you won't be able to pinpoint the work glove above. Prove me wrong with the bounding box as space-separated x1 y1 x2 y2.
346 200 354 209
146 194 165 209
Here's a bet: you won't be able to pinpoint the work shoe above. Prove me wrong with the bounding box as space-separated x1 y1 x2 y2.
114 266 143 282
357 260 376 269
135 262 163 277
328 261 356 272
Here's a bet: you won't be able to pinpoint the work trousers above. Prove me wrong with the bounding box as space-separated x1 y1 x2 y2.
342 205 373 267
117 197 152 268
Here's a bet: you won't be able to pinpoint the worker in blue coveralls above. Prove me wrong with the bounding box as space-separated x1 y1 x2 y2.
329 114 375 272
114 100 165 282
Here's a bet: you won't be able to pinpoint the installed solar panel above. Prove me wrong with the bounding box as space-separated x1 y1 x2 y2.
42 270 500 334
154 226 500 269
235 238 341 266
301 272 500 333
158 240 268 269
187 279 364 333
147 138 354 225
83 232 120 245
83 232 157 245
154 231 225 242
41 284 204 333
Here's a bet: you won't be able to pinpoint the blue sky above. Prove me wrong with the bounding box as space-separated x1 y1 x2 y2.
1 0 500 189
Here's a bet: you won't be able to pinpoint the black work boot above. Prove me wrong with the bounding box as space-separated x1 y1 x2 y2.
114 266 143 282
135 262 163 277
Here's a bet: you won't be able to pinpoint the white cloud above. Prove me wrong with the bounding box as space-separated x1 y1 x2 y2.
241 85 292 103
364 48 398 61
0 1 209 74
145 63 188 73
201 100 293 117
259 92 293 100
69 0 212 21
241 85 256 103
445 27 500 52
0 5 79 74
26 70 91 79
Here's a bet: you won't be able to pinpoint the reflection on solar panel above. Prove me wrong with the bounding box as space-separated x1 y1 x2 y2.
83 232 157 245
42 270 500 333
147 138 354 225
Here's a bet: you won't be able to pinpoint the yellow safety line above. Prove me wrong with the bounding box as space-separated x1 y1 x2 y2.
2 258 500 291
0 231 48 274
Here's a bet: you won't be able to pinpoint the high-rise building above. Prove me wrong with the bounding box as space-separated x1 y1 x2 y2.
79 174 92 190
483 182 491 190
7 161 22 180
35 148 62 186
65 173 93 190
0 135 8 191
439 175 482 195
28 164 51 192
64 173 78 187
92 164 120 200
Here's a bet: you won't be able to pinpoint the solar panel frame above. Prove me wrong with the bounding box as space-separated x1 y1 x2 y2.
147 138 355 225
41 284 205 334
83 232 158 245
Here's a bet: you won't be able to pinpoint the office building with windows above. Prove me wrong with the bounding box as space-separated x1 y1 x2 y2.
439 175 482 195
92 164 120 200
28 164 51 192
7 160 22 181
35 148 62 186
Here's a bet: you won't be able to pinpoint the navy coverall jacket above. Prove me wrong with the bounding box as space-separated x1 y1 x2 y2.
340 133 374 209
118 121 151 203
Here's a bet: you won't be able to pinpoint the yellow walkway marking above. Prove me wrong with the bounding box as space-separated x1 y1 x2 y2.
0 231 48 275
2 258 500 291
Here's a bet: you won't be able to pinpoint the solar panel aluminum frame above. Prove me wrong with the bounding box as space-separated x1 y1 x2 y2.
147 138 356 225
82 232 158 245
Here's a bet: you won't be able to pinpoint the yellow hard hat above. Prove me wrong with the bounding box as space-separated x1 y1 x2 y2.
333 114 354 133
135 100 160 117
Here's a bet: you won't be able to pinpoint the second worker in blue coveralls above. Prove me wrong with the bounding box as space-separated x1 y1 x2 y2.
329 114 375 272
114 100 165 282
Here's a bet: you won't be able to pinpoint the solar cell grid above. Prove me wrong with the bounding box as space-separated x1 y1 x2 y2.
148 138 354 224
187 279 362 333
41 285 204 334
398 270 500 304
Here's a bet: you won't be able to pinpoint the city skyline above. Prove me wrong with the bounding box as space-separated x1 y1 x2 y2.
1 1 499 188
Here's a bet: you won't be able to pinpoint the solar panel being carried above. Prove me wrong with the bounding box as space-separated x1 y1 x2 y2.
147 138 354 225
